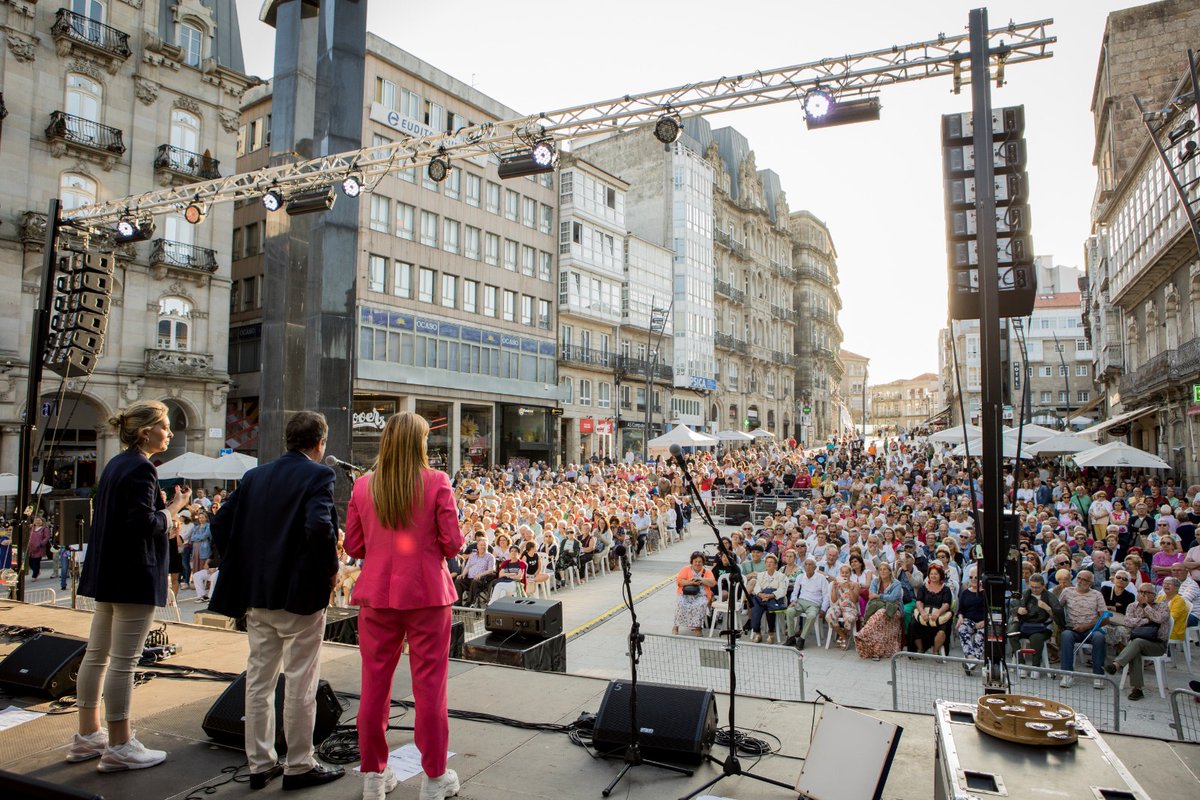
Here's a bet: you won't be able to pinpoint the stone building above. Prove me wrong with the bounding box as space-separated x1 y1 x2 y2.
869 373 940 433
1007 282 1095 429
791 211 844 443
229 34 559 474
939 320 980 426
0 0 252 489
1083 0 1200 478
839 349 870 429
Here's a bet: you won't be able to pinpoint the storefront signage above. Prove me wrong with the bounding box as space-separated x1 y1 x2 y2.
595 419 614 434
539 341 556 356
415 318 440 334
1187 404 1200 417
389 312 414 330
461 326 482 343
352 399 396 436
689 376 718 391
1193 384 1200 404
360 308 554 360
501 334 520 350
521 339 538 354
580 418 595 434
368 104 489 167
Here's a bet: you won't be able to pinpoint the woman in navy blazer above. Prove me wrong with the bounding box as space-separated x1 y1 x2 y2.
70 401 191 773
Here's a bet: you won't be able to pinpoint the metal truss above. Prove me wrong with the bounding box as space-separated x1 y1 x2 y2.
1134 50 1200 257
64 17 1054 228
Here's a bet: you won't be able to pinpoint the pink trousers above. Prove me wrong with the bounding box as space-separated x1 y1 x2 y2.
357 605 452 776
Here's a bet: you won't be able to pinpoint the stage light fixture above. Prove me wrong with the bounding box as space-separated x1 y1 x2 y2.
803 88 834 120
653 114 683 144
114 216 154 243
285 186 336 216
1168 119 1195 144
1182 140 1199 165
262 188 283 212
427 155 450 183
341 174 363 198
531 140 556 167
805 96 881 130
183 201 206 225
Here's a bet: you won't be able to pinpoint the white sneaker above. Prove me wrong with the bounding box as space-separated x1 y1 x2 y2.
419 768 460 800
96 734 166 772
1059 675 1074 689
66 730 108 762
363 767 399 800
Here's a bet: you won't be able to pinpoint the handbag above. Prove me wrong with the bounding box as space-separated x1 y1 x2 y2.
682 584 701 596
1019 622 1050 637
1130 624 1162 642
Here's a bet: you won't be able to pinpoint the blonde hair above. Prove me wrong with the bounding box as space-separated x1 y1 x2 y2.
371 411 429 529
108 400 169 450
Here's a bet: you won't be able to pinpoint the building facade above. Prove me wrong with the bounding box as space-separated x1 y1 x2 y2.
0 0 251 490
840 349 870 429
869 373 940 433
619 234 676 457
939 319 981 426
1007 282 1095 429
1084 0 1200 479
791 211 844 443
230 34 559 474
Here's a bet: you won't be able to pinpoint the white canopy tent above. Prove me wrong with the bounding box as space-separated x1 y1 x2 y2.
951 437 1036 460
647 425 719 451
180 452 258 481
748 428 775 439
0 474 54 498
712 429 754 442
1002 423 1059 443
930 424 982 443
155 452 219 480
1071 441 1171 470
1025 432 1094 457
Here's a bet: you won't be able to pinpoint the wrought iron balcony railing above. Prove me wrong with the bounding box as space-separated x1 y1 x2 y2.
559 345 613 368
45 111 125 155
617 355 673 381
155 144 221 180
150 239 218 273
51 8 132 60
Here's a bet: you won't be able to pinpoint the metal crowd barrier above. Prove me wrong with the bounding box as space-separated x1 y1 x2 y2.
1170 687 1200 743
639 632 805 702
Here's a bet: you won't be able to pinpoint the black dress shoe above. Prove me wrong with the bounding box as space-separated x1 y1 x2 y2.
249 764 284 790
282 764 346 791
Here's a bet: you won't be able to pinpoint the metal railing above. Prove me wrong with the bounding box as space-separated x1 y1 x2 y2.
155 144 221 180
1170 687 1200 743
45 111 126 155
795 265 833 287
51 8 132 58
616 355 673 381
559 344 613 368
1117 338 1200 398
889 651 1121 732
714 332 749 354
150 239 219 272
640 632 805 702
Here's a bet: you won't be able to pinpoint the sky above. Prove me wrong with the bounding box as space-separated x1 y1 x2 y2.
234 0 1145 384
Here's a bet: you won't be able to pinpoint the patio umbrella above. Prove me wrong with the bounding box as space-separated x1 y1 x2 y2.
153 452 219 480
182 452 258 481
712 429 754 442
647 425 719 450
1071 441 1171 470
747 428 775 439
1025 432 1093 457
0 474 54 498
951 437 1035 460
1002 423 1060 443
930 424 982 443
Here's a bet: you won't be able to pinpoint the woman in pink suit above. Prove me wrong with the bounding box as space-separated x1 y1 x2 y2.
344 412 465 800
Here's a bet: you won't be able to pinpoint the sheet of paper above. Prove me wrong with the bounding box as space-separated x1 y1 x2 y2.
0 705 44 733
353 743 454 782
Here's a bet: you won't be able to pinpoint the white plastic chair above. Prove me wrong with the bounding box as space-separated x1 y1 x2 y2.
1184 622 1199 673
1120 652 1171 698
154 590 181 622
708 574 742 637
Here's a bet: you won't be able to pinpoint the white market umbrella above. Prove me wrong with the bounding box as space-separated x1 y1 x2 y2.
748 428 775 439
1071 441 1171 470
184 452 257 481
647 425 719 450
0 473 54 498
951 437 1035 460
1025 432 1093 457
713 429 754 442
930 424 982 443
1003 423 1060 443
155 452 219 480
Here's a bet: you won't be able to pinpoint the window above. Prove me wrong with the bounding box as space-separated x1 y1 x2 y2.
169 109 200 155
1039 391 1052 403
395 203 414 240
157 296 192 351
465 226 481 260
60 173 96 211
1059 365 1068 377
400 166 416 184
522 197 537 228
540 204 554 235
1038 366 1052 377
486 181 501 214
179 22 203 67
242 276 257 311
1058 391 1068 403
504 189 519 221
368 255 387 293
539 251 553 282
375 77 397 109
561 377 573 404
521 295 532 325
483 285 497 317
441 274 457 309
420 211 438 247
418 268 435 303
423 99 444 131
394 261 412 298
503 239 518 271
245 222 261 255
502 290 516 321
466 173 482 207
598 382 611 408
1076 365 1089 377
232 226 244 259
484 233 500 266
370 195 390 232
1076 339 1088 351
400 88 420 120
463 280 478 313
1078 390 1090 402
65 73 102 124
521 245 536 277
442 218 460 254
579 379 592 406
538 299 550 330
445 167 461 200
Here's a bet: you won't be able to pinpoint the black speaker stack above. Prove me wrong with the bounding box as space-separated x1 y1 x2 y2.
201 672 343 753
0 633 86 699
592 680 718 765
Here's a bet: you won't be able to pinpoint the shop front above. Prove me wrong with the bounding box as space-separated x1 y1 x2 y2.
618 420 662 463
459 405 494 469
498 403 554 468
351 397 397 469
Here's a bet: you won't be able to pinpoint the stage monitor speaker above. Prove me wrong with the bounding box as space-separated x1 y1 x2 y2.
592 680 717 766
795 703 901 800
0 769 102 799
0 633 86 699
724 502 751 526
484 596 563 639
56 498 91 547
201 672 343 753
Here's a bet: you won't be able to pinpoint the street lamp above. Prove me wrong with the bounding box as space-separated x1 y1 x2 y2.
643 304 670 464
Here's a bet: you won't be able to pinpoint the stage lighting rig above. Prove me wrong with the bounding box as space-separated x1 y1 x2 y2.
183 200 206 225
653 113 683 144
341 173 363 197
285 186 336 216
531 140 556 168
261 187 284 212
114 216 155 243
498 143 558 180
427 153 450 182
803 88 833 120
805 96 881 130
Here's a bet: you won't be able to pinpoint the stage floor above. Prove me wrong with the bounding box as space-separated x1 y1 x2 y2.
0 604 1196 800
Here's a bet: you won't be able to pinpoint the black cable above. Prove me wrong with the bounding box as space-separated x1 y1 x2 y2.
949 329 982 529
182 764 251 799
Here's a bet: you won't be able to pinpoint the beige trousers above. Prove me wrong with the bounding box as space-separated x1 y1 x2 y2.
76 602 157 722
244 607 326 775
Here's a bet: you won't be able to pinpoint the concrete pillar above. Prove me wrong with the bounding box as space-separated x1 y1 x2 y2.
450 402 462 476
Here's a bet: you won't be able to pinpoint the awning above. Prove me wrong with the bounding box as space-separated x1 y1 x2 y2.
1075 406 1158 439
920 406 951 425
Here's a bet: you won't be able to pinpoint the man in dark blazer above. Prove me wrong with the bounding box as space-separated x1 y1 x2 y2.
210 411 344 791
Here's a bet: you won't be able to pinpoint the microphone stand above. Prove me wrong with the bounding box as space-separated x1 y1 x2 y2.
602 543 693 796
670 447 794 800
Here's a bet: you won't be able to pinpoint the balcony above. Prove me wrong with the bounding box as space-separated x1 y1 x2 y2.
795 265 832 287
713 277 747 304
145 348 214 377
45 111 125 165
814 345 836 362
559 345 613 369
616 355 673 382
1116 339 1200 400
154 144 221 182
51 9 131 72
715 332 749 355
150 239 218 274
770 304 792 320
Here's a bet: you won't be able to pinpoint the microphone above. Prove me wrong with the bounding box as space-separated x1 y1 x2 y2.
669 443 687 470
325 455 365 474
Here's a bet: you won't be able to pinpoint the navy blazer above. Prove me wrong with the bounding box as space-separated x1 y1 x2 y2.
78 449 169 606
208 450 339 618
